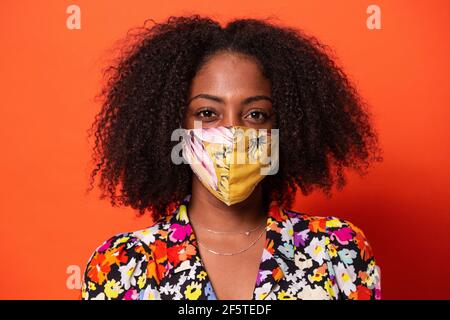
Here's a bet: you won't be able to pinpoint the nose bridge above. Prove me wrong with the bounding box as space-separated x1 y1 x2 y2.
221 102 244 127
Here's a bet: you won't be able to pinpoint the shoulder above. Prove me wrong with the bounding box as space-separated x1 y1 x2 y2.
284 208 374 257
284 208 381 300
81 215 171 300
323 215 381 299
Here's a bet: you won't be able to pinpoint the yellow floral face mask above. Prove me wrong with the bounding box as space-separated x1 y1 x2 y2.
181 125 279 206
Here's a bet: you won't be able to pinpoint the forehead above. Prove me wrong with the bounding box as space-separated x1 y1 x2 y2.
189 52 271 96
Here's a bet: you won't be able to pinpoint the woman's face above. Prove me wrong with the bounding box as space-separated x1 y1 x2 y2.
183 52 275 129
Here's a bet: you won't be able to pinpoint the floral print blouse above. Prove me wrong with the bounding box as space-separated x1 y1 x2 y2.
81 194 381 300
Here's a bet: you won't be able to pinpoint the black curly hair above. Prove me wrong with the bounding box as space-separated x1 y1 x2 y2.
86 14 383 220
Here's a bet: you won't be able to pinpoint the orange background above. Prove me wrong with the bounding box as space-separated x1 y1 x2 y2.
1 0 449 299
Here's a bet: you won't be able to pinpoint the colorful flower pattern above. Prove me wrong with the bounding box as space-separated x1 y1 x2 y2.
81 194 381 300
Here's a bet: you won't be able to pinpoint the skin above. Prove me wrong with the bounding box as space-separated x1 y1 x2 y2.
182 51 275 300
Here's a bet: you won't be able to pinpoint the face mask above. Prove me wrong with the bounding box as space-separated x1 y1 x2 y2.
181 125 279 206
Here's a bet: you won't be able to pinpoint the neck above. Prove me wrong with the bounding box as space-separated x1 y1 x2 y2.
187 175 268 232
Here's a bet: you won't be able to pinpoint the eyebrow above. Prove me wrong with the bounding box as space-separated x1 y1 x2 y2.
187 94 272 105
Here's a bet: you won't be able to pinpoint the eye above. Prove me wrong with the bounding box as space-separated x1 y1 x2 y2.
194 108 218 120
245 109 270 121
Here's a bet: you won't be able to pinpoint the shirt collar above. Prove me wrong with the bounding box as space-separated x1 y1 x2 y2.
159 194 296 300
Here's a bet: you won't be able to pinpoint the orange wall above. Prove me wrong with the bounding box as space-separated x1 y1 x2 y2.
1 0 449 299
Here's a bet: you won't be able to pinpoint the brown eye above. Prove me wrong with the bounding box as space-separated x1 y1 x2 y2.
194 108 218 120
245 109 269 121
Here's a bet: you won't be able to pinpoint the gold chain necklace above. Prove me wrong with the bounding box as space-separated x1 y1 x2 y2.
197 226 266 256
197 219 266 236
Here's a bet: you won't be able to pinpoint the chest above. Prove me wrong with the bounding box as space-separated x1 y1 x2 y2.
197 237 266 300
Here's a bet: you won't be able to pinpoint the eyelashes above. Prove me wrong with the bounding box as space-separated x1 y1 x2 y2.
245 110 271 120
194 108 217 119
193 107 271 122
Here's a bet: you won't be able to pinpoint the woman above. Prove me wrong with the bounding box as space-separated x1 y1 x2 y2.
82 15 382 300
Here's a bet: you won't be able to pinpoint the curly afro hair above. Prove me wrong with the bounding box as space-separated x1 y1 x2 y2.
86 14 383 220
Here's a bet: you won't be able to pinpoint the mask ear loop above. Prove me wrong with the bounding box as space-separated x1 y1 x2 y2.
179 121 192 204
